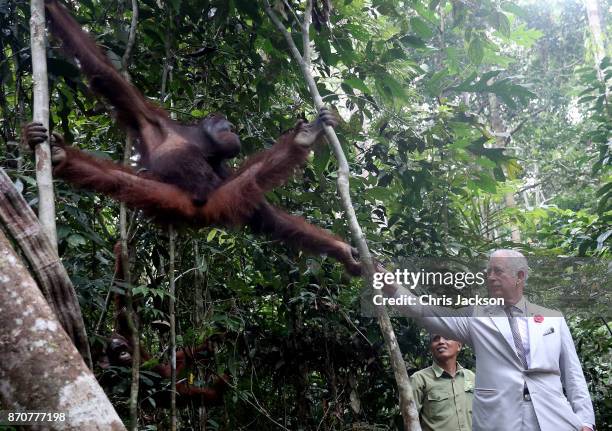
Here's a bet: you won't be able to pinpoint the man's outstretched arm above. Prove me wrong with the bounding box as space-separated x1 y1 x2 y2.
378 264 472 345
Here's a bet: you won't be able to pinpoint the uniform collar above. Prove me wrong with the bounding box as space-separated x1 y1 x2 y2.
432 361 464 378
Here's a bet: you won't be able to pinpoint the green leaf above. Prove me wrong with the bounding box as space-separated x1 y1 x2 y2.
374 71 408 104
595 182 612 198
67 234 86 247
343 23 371 42
235 0 260 22
347 110 364 133
475 173 497 193
400 35 427 48
505 159 523 179
480 70 503 84
410 17 434 39
578 95 597 104
448 72 536 108
476 157 496 169
506 23 542 48
501 2 528 19
366 187 393 201
380 47 406 63
313 144 331 177
468 37 484 65
493 166 506 181
344 77 371 94
314 35 333 64
491 11 511 38
425 69 449 96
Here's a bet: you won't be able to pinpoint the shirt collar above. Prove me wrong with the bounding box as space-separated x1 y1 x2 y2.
432 361 464 378
507 296 527 315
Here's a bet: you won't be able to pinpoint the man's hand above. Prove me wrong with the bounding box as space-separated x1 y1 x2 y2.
581 426 593 431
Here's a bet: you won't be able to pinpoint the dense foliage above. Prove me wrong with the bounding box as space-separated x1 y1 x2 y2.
0 0 609 429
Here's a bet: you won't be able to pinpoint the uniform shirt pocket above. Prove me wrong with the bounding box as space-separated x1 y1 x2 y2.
426 390 450 419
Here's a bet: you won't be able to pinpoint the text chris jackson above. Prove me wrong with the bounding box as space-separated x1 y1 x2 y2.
372 294 504 307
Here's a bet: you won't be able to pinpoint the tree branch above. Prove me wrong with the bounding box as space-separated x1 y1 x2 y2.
121 0 139 70
264 3 421 429
29 0 57 249
265 0 304 63
119 2 140 428
302 0 313 68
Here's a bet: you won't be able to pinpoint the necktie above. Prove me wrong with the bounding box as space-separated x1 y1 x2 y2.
504 306 528 369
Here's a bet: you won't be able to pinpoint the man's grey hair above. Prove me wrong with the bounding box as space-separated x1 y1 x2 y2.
488 249 529 281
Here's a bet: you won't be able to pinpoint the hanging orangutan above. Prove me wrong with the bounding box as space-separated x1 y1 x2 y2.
24 0 361 275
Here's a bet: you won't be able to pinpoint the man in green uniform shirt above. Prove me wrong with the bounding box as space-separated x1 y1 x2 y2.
411 334 475 431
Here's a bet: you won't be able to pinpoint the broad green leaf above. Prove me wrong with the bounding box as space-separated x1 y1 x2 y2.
468 37 484 65
315 36 333 65
490 11 511 38
476 157 496 169
400 35 427 49
425 69 449 96
366 187 393 201
507 23 542 48
505 159 523 179
596 182 612 198
413 1 438 25
480 70 503 84
410 17 434 39
500 2 528 19
493 166 506 181
344 78 370 94
343 23 371 42
313 143 331 177
67 234 86 247
475 173 497 193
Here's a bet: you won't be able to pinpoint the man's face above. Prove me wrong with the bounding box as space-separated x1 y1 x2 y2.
486 255 524 304
430 335 461 362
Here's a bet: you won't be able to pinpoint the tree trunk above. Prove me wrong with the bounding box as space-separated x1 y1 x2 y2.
0 167 92 366
120 141 140 431
0 229 125 431
194 241 205 325
488 93 521 242
583 0 609 104
583 0 608 69
29 0 57 249
169 226 178 431
159 12 178 428
118 2 140 428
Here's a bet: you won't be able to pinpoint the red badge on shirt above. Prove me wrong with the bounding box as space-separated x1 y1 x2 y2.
533 315 544 323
